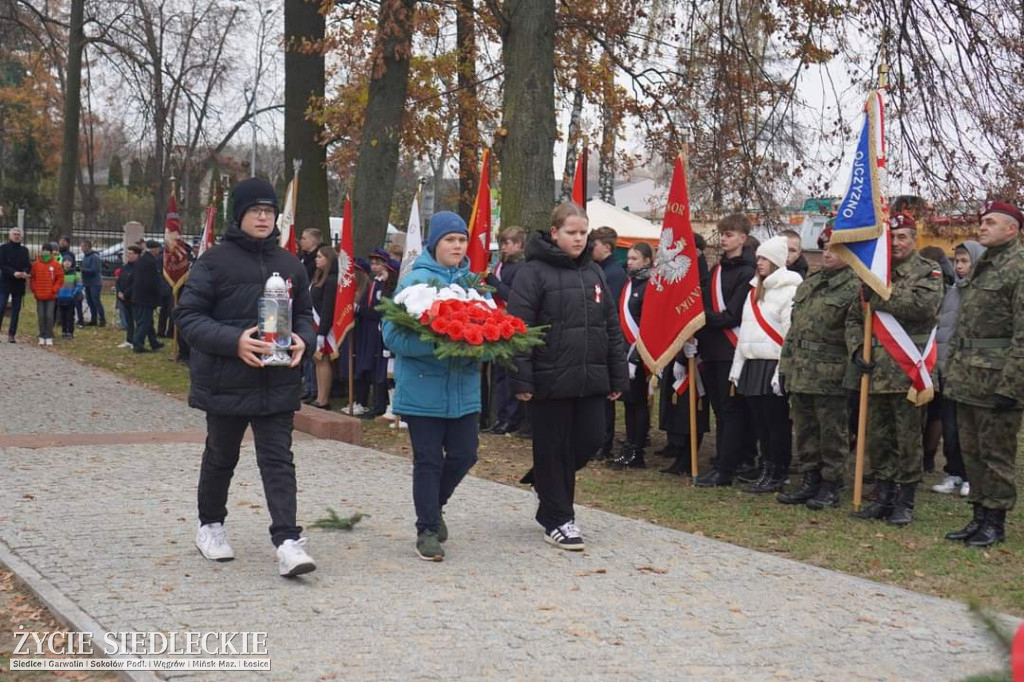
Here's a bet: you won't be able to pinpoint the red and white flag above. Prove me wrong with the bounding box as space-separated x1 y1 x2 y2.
711 264 739 347
278 168 299 257
636 154 706 374
326 196 356 358
199 205 216 257
466 149 491 274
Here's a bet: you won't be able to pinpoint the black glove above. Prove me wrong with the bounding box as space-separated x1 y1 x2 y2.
852 347 876 374
993 394 1020 412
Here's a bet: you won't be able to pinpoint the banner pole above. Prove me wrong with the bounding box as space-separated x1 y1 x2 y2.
688 355 699 479
348 339 355 417
171 289 179 362
852 302 874 512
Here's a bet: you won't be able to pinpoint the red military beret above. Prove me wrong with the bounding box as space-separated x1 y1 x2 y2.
817 223 834 250
890 213 916 230
979 200 1023 228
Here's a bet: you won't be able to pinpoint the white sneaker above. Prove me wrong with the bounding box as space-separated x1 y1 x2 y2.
118 341 133 348
38 337 45 346
960 481 971 497
545 521 585 551
195 522 235 562
276 538 316 577
931 475 963 494
45 338 53 346
348 403 367 416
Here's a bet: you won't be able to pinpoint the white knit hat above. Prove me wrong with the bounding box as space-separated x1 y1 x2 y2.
756 236 789 269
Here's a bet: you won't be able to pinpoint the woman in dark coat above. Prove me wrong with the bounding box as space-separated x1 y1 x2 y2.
309 245 339 408
507 202 628 551
609 242 653 470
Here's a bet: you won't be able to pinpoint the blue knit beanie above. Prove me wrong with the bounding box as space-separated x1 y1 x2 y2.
426 211 469 254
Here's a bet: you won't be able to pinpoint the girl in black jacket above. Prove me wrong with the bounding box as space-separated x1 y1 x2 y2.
507 202 628 551
609 242 653 470
309 246 339 408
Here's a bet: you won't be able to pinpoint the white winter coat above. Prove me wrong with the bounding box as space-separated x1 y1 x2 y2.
729 267 803 385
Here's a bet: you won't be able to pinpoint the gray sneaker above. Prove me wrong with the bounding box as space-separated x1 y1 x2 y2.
416 530 444 562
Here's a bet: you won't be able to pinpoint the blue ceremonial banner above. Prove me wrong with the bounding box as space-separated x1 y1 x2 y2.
830 91 892 300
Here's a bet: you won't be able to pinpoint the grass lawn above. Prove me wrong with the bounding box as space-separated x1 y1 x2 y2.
9 290 1024 617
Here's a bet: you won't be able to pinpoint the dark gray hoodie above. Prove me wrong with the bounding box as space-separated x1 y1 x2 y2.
936 240 986 373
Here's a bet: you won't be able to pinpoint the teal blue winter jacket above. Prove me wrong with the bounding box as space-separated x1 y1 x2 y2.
382 251 482 419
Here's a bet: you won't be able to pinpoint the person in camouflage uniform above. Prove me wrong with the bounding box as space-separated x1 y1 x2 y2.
777 226 860 509
943 200 1024 547
846 214 944 526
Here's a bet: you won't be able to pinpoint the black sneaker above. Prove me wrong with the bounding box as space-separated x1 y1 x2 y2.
735 464 761 483
416 530 444 561
151 341 165 351
545 522 585 551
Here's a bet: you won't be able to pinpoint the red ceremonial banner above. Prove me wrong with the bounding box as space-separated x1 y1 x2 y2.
466 149 491 274
163 194 190 291
636 154 706 374
572 147 587 207
199 205 216 257
328 196 356 356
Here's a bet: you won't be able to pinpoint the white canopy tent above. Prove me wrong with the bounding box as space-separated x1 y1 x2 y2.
585 198 662 246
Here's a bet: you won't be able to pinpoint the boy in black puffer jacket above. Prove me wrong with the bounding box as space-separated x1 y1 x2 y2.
508 202 628 551
175 177 317 578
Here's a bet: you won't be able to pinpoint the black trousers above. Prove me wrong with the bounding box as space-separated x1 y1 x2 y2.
158 293 173 336
745 394 793 472
529 396 605 531
58 302 76 335
406 413 479 533
941 396 966 478
624 400 650 448
701 361 754 476
603 400 616 453
132 304 159 350
122 302 135 344
197 412 301 547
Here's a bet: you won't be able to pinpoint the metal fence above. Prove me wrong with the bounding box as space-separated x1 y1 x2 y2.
16 226 166 276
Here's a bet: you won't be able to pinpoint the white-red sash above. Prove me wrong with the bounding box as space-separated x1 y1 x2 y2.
871 310 938 405
712 265 739 347
749 288 785 347
310 295 334 356
619 279 639 347
672 358 706 397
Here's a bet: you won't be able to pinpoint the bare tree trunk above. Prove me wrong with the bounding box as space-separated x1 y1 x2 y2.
351 0 416 257
598 52 616 204
54 0 85 239
497 0 556 232
456 0 479 223
559 85 584 202
285 0 328 234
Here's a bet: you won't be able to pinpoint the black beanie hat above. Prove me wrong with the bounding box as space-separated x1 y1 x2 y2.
232 177 279 226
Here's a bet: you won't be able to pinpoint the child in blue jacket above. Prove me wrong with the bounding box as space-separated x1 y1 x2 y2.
382 212 481 562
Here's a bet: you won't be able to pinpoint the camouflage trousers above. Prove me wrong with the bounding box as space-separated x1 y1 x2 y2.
956 403 1022 511
791 393 849 483
867 393 925 485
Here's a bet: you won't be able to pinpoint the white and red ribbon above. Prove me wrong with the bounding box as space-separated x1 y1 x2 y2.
872 309 938 405
619 280 638 347
749 288 785 348
673 358 706 397
712 265 739 347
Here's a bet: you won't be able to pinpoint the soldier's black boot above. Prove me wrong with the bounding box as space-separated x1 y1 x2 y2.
887 483 916 526
777 470 822 505
945 503 987 542
966 509 1006 547
806 479 842 510
851 480 896 520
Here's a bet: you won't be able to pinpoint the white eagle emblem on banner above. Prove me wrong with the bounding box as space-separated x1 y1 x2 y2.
650 228 691 292
337 250 354 288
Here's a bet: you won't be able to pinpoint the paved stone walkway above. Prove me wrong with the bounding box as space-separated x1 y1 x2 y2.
1 343 1017 680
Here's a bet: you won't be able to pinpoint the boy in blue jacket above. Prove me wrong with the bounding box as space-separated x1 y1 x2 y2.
382 212 481 562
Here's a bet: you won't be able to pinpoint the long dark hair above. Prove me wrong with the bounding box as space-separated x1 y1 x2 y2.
311 245 338 288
